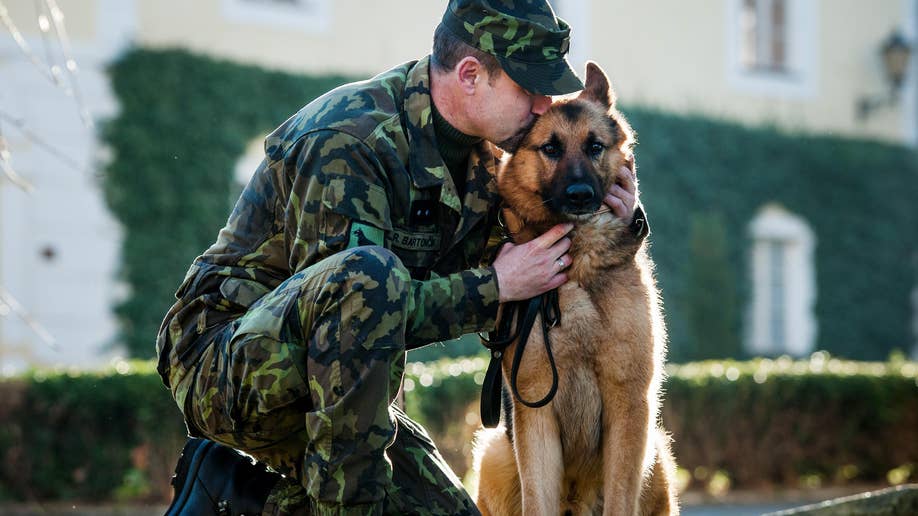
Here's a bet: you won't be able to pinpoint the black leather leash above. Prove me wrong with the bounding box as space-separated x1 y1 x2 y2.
479 289 561 428
477 205 648 428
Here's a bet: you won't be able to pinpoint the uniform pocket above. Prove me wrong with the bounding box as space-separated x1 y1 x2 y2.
321 174 393 250
231 280 300 351
321 174 393 230
219 277 272 310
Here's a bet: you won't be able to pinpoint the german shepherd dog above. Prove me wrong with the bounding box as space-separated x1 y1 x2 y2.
473 63 678 516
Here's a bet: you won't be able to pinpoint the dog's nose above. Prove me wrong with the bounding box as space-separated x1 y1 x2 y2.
565 183 596 207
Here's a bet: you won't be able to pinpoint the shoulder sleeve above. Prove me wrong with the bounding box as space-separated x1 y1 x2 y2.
284 130 392 272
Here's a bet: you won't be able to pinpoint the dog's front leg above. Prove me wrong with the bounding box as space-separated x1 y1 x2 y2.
600 391 649 516
512 404 564 516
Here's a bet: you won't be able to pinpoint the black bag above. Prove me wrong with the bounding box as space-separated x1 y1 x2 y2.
165 438 281 516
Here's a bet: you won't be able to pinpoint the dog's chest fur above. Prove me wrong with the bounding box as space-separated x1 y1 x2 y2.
509 218 657 492
551 283 605 466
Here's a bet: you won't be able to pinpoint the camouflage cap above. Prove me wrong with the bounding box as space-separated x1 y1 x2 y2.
440 0 584 95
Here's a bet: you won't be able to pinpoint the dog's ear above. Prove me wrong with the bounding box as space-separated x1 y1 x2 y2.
579 61 616 110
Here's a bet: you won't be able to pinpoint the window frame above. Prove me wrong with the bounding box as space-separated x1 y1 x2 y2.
221 0 331 32
746 204 817 357
726 0 818 99
740 0 788 73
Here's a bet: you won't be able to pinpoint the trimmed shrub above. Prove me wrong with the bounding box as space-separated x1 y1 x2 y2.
0 362 185 503
1 357 914 502
402 353 918 492
664 355 918 491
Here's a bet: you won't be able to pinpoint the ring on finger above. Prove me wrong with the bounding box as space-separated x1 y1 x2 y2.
556 257 566 268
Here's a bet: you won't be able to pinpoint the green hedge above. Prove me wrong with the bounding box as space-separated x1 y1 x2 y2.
101 48 354 357
101 48 918 362
401 353 918 492
1 355 914 502
0 362 186 502
664 354 918 491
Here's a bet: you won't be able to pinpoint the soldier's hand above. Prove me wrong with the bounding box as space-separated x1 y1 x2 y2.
492 223 573 302
605 157 637 221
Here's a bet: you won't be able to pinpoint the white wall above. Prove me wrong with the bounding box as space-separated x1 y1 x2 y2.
0 0 136 374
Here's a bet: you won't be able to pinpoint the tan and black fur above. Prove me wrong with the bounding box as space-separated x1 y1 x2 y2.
473 62 679 516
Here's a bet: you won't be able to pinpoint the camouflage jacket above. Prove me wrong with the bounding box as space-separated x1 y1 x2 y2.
157 56 503 386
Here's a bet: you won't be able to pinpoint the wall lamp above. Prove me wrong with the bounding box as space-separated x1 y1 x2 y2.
857 30 912 121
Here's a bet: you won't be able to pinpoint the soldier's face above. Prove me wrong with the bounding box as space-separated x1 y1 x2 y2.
472 69 551 151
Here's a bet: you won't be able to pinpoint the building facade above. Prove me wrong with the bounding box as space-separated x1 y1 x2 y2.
1 0 916 372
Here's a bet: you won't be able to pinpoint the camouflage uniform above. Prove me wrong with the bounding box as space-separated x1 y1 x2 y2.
156 1 582 514
156 55 505 515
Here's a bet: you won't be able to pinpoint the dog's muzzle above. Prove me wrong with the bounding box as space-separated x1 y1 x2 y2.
562 182 601 214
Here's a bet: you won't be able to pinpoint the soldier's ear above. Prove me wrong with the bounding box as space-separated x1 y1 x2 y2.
455 56 484 95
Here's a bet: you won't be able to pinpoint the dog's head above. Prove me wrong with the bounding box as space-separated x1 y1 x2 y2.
497 62 635 226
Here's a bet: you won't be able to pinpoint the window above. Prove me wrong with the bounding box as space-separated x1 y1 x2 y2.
726 0 817 98
247 0 303 5
740 0 787 72
766 239 786 349
222 0 330 32
747 204 816 357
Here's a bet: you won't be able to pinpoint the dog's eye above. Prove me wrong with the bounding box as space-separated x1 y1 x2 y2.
540 143 561 158
588 141 605 158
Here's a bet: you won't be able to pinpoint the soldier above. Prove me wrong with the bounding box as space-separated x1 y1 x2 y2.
158 0 640 514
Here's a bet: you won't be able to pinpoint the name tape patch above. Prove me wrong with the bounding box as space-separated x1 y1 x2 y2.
390 229 441 252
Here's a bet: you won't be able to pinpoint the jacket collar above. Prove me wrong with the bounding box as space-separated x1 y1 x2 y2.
403 56 500 219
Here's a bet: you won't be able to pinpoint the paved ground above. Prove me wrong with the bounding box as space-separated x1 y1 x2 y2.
0 486 882 515
678 485 884 516
0 502 831 516
0 504 800 515
0 505 166 515
682 502 802 515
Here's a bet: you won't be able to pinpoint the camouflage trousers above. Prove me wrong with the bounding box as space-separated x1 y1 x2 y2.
171 246 479 515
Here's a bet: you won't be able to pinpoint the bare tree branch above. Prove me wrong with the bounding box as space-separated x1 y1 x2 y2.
0 286 57 350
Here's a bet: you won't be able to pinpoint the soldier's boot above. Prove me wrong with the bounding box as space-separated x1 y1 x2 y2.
165 437 280 516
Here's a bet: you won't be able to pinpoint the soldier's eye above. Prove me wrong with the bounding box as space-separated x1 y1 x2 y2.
588 141 605 158
540 143 561 158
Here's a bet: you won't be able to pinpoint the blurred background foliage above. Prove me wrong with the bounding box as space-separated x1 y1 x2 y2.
102 48 918 361
101 48 353 358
